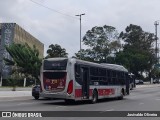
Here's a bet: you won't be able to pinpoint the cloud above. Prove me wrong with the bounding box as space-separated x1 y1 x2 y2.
0 0 159 57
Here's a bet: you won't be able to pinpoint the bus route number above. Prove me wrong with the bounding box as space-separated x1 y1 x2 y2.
51 80 58 84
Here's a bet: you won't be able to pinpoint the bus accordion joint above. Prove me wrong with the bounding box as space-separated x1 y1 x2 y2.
67 80 73 94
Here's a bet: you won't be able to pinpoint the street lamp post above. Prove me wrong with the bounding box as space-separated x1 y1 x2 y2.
154 20 159 63
0 48 3 86
0 59 3 87
75 13 85 60
0 45 5 87
158 43 160 61
0 67 2 87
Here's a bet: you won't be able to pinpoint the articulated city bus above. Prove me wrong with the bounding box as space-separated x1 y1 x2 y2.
40 58 130 103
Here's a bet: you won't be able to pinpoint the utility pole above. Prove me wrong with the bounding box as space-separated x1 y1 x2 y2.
75 13 85 60
0 70 2 87
154 21 159 63
0 61 3 87
0 50 3 87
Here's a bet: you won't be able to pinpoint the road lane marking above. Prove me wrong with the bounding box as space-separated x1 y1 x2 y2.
139 103 144 105
0 99 30 102
17 102 35 105
55 106 66 109
105 109 114 111
100 109 114 113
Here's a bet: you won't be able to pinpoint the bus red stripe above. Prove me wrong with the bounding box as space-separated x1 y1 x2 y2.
75 89 93 98
98 88 115 96
75 89 82 98
89 89 93 96
75 88 115 98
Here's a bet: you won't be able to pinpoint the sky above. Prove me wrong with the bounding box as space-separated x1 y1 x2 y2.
0 0 160 57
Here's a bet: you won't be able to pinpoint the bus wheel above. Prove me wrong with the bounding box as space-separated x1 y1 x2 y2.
34 96 39 100
65 99 75 104
118 90 124 100
91 90 98 104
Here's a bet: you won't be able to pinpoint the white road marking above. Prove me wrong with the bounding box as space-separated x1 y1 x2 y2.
105 109 114 111
55 106 66 109
17 102 35 105
139 103 144 105
127 96 137 98
100 109 114 113
0 99 28 102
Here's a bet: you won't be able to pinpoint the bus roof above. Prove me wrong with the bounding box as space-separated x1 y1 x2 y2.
72 58 128 72
100 63 128 72
44 57 68 61
44 57 128 72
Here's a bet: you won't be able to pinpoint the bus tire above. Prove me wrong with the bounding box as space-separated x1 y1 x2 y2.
34 96 39 100
65 99 75 104
91 90 98 104
117 89 124 100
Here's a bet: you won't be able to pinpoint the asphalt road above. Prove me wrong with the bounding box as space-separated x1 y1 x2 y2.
0 85 160 120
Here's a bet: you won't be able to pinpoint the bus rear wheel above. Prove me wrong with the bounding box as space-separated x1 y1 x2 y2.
117 89 124 100
91 90 98 104
34 96 39 100
65 99 75 104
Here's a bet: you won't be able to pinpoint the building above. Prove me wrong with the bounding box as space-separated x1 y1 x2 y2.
0 23 44 78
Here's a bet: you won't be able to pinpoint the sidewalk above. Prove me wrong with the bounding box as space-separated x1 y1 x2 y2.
0 87 32 98
0 91 31 98
0 87 32 91
136 83 160 88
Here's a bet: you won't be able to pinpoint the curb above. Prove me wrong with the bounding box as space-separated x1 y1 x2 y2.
0 91 32 98
136 84 160 88
0 87 32 91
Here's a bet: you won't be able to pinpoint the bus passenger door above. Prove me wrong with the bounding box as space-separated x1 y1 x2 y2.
81 67 89 99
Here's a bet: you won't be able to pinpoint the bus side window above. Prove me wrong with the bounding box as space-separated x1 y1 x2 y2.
75 64 82 85
99 68 106 85
90 67 99 85
116 71 120 85
107 70 112 85
125 73 129 85
75 64 80 77
120 72 125 85
111 70 117 85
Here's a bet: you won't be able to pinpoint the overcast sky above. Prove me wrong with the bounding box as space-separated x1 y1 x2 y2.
0 0 160 57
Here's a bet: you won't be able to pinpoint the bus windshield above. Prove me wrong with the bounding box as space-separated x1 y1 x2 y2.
43 59 67 70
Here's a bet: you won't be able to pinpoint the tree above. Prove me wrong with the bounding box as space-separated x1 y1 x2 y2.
151 67 160 79
4 43 42 82
116 24 155 79
75 25 121 62
46 44 68 58
75 49 95 62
